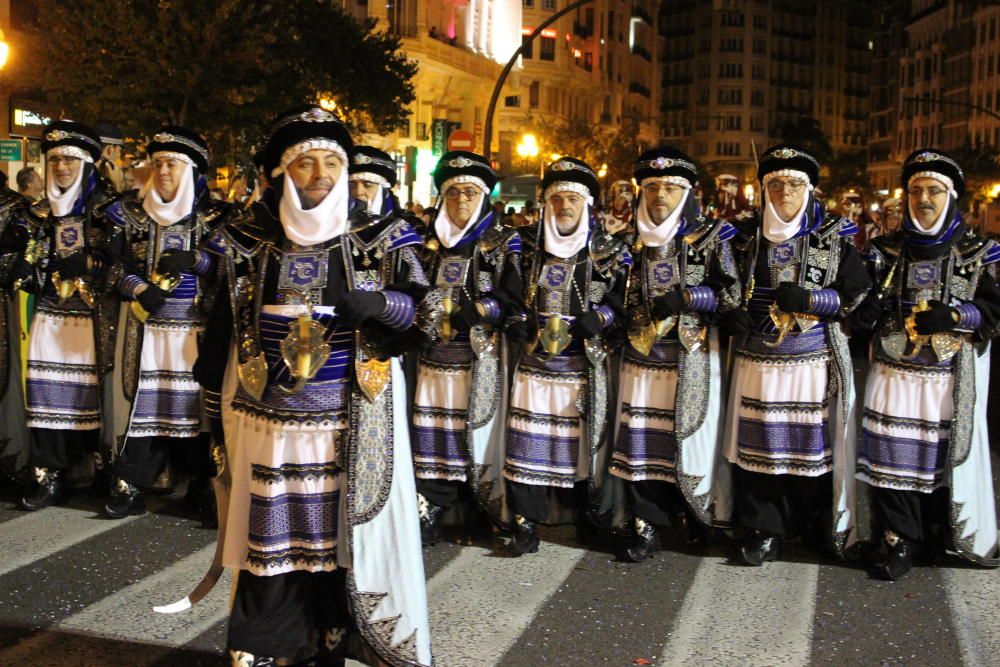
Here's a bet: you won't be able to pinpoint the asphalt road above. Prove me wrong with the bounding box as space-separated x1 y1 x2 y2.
0 343 996 666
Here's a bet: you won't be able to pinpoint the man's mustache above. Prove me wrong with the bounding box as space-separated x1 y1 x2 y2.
556 209 576 217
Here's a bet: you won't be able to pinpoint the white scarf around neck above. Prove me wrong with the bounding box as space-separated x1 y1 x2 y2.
47 163 87 217
636 188 689 248
907 196 951 237
544 202 591 258
762 189 810 244
367 187 385 216
278 171 349 246
434 191 486 248
140 162 196 227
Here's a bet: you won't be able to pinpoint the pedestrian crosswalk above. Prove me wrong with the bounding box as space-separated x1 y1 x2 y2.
0 488 997 666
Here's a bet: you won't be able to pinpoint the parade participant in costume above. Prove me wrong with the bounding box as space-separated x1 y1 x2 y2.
348 146 398 215
721 144 870 564
880 195 903 236
15 121 117 509
609 147 741 561
0 169 32 484
602 180 634 238
503 157 630 555
195 105 431 666
853 149 1000 580
711 174 753 222
411 151 521 545
102 126 237 521
96 123 125 193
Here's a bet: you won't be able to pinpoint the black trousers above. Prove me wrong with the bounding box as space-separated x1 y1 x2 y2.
113 433 214 487
28 428 99 471
736 468 832 538
628 479 690 527
417 477 461 510
871 486 949 544
228 569 352 659
507 479 590 523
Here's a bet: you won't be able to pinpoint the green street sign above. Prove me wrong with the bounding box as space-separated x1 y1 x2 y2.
0 140 22 161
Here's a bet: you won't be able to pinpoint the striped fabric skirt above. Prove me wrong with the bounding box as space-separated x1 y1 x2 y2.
610 339 680 483
857 348 952 494
225 305 351 576
129 281 203 437
731 326 832 477
412 336 473 481
26 295 100 430
504 342 588 489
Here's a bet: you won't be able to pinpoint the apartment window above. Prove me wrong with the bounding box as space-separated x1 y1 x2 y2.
753 14 767 30
540 36 556 61
416 122 428 141
529 81 540 108
541 0 556 10
753 38 766 55
697 88 709 104
700 38 711 53
751 89 765 106
752 63 765 80
718 88 743 105
719 63 743 78
523 0 533 6
695 141 708 155
521 35 533 59
696 116 709 130
720 37 743 53
724 115 742 130
504 95 520 108
720 11 744 27
750 115 764 131
716 141 741 156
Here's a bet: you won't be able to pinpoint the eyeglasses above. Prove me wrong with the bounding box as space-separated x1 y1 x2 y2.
643 183 684 195
445 187 481 201
907 186 947 198
766 179 807 193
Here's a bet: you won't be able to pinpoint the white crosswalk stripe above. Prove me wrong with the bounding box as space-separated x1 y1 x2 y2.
426 543 587 666
659 556 819 667
0 504 141 578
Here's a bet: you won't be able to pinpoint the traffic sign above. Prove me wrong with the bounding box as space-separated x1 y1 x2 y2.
447 130 475 151
0 139 22 161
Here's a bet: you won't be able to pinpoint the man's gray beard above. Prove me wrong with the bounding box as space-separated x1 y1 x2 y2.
556 215 581 234
297 187 320 210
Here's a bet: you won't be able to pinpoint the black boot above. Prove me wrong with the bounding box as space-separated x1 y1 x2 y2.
418 494 445 546
105 479 146 519
229 650 276 667
315 627 347 667
21 467 68 511
185 477 217 528
871 532 914 581
738 530 780 566
625 517 661 562
676 511 709 550
511 515 540 555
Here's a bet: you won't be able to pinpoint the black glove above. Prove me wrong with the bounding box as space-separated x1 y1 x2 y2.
136 284 168 315
852 293 889 331
914 299 958 336
506 318 535 345
338 289 386 329
650 288 686 320
9 259 34 288
775 282 811 314
718 308 753 340
52 252 89 280
157 250 198 276
451 301 483 332
571 310 604 339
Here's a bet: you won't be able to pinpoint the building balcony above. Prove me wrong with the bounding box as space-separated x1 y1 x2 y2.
573 22 594 39
631 44 652 62
400 34 503 81
629 82 651 98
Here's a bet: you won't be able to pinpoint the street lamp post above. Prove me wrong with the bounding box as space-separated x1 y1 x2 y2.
482 0 595 159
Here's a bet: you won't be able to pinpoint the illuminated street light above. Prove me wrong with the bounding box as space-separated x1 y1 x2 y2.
0 30 10 69
516 133 539 158
597 163 608 179
318 96 338 113
744 183 755 205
